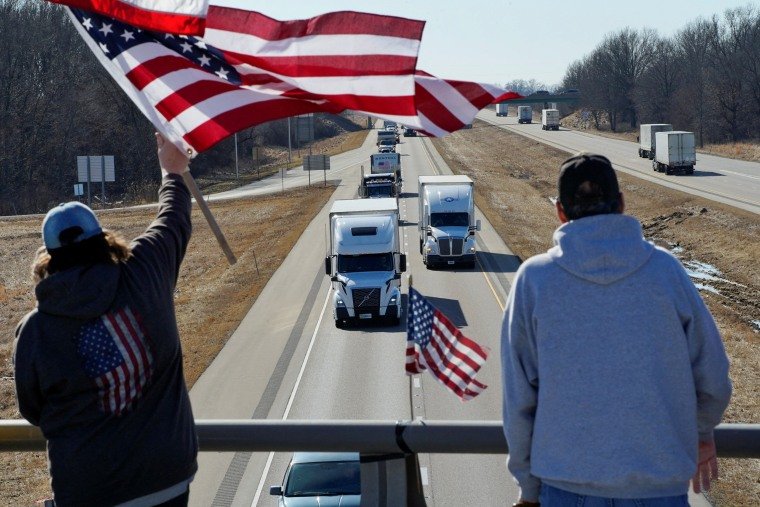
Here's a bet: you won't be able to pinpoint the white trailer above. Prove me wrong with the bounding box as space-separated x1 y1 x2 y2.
541 109 560 130
325 199 406 328
418 175 480 269
370 153 401 181
496 103 509 117
639 124 673 159
652 131 696 175
517 106 532 124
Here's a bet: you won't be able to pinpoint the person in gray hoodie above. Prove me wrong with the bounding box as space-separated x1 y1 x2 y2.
501 153 731 506
14 133 197 506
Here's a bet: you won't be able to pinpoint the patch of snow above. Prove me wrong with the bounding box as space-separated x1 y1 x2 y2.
751 320 760 333
694 283 720 295
683 260 746 287
671 246 684 254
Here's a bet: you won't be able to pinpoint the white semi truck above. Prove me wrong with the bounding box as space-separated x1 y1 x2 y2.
418 175 480 269
652 131 696 175
639 124 673 159
325 199 406 328
541 109 560 130
517 106 532 124
496 103 509 117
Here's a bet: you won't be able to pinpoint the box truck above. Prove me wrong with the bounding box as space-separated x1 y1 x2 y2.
652 131 696 175
496 103 509 117
418 175 481 269
517 106 532 124
376 129 396 147
541 109 560 130
639 124 673 159
325 199 406 328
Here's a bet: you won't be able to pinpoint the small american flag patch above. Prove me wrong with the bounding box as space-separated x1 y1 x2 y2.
75 306 154 416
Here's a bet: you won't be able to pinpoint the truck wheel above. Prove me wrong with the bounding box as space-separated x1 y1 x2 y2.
387 313 400 326
335 319 344 329
666 166 673 175
687 166 695 175
419 239 423 255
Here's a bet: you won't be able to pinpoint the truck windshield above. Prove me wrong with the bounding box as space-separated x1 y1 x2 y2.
337 253 393 273
367 185 393 197
430 212 469 227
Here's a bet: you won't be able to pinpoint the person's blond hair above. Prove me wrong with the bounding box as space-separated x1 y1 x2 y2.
32 229 132 283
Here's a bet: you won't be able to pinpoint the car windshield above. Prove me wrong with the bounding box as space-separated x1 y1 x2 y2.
284 461 360 497
367 185 393 197
430 212 469 227
337 253 393 273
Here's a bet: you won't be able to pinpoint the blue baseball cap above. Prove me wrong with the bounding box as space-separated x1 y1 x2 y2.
42 202 103 250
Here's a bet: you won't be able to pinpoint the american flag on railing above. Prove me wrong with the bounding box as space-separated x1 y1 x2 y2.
75 306 154 416
66 6 424 156
406 287 489 401
50 0 209 35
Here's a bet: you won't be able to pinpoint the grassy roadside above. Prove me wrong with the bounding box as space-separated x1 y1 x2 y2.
431 120 759 506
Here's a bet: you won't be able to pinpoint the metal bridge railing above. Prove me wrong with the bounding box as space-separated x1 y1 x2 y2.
1 420 757 506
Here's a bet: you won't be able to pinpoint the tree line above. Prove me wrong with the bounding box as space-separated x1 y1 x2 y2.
561 4 760 144
0 0 359 215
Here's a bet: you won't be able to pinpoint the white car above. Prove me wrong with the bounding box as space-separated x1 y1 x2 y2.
269 452 361 506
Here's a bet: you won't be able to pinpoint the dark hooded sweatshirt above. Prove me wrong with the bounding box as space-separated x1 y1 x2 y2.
13 174 198 506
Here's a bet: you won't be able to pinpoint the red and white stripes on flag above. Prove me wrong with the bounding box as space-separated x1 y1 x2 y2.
412 71 523 136
75 306 154 416
50 0 209 35
204 8 425 126
66 6 424 155
406 287 489 401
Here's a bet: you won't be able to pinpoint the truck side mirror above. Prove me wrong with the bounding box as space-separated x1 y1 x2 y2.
399 254 407 273
476 219 482 231
269 486 282 496
325 256 331 276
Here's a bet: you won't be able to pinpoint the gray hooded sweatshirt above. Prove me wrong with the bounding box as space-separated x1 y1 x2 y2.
501 214 731 500
14 175 197 506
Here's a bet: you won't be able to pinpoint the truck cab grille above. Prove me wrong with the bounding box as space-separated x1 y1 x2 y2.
439 237 464 256
352 288 381 309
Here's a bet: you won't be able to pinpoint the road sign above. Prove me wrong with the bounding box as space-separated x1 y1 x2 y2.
77 156 115 183
303 154 330 171
73 184 84 196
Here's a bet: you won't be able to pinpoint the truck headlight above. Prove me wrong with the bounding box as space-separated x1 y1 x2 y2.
336 298 345 306
469 246 476 253
389 295 398 304
425 246 432 253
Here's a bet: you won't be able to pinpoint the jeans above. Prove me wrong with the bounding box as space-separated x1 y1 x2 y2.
540 484 689 506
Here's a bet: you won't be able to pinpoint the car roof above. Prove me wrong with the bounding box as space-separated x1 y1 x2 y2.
291 452 360 464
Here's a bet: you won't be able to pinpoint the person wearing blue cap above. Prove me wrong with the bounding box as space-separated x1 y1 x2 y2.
501 153 732 506
14 133 198 506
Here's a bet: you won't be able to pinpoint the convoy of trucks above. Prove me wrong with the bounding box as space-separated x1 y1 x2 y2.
639 124 673 159
418 175 480 269
325 199 406 328
517 106 532 124
496 103 509 117
652 131 696 175
541 109 559 130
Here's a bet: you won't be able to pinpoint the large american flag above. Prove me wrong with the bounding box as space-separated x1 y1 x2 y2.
50 0 209 35
413 71 523 136
74 306 154 416
406 287 488 401
66 6 424 156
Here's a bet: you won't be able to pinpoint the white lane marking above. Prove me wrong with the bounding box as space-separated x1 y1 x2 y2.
251 287 333 506
420 467 429 486
413 377 421 388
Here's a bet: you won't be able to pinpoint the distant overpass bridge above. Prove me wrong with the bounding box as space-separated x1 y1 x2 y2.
498 93 581 105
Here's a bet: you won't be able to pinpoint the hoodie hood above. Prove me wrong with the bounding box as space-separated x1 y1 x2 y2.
548 214 653 285
35 263 120 319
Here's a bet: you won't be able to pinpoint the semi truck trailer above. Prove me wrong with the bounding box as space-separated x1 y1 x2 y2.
653 131 696 175
541 109 560 130
496 103 509 116
639 123 673 159
517 106 532 124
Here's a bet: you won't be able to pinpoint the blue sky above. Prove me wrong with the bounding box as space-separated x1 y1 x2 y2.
214 1 753 88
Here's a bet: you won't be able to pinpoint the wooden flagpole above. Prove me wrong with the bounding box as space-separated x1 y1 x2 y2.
181 172 237 265
407 274 415 418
